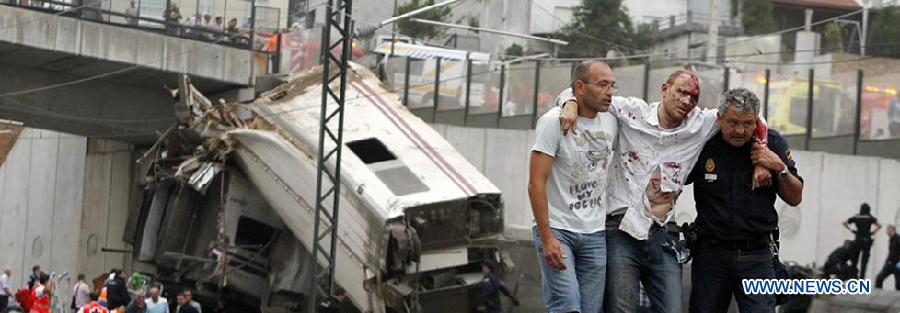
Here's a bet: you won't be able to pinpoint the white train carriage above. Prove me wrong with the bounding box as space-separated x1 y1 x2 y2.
152 62 504 312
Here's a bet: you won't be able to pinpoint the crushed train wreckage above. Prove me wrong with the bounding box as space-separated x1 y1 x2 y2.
129 62 505 313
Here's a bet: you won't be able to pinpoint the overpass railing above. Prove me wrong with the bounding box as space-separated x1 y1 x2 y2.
0 0 282 53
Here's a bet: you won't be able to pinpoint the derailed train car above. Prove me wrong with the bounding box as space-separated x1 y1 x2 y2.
129 62 505 313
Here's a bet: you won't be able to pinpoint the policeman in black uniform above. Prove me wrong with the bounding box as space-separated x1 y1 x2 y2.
875 225 900 289
686 88 804 313
843 203 881 278
823 240 856 280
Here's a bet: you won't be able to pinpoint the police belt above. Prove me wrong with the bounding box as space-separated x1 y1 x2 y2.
702 236 772 251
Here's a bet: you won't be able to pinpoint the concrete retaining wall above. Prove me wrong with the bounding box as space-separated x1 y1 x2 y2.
0 129 84 290
77 139 135 283
0 129 131 309
0 129 86 304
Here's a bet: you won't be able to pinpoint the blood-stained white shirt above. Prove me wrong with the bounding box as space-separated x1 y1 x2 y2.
556 88 720 240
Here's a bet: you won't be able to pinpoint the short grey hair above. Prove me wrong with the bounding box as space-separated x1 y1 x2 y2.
717 88 760 117
571 60 610 88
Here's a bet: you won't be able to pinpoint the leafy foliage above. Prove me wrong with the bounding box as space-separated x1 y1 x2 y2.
396 0 453 40
867 6 900 58
742 0 776 35
556 0 655 57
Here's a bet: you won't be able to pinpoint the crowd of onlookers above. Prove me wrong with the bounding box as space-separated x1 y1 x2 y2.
4 0 253 45
0 265 203 313
160 3 249 44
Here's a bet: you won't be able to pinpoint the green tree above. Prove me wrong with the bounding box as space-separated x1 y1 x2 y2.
822 22 845 53
632 23 657 52
556 0 656 57
396 0 453 40
741 0 776 35
467 16 479 30
867 6 900 58
505 43 524 58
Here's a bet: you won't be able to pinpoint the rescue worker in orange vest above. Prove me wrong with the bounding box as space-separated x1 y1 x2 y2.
98 285 123 312
98 286 124 313
264 31 280 52
80 292 109 313
29 273 51 313
98 270 115 309
98 286 109 307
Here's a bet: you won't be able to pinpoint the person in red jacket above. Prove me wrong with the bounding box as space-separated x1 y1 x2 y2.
81 292 109 313
29 274 51 313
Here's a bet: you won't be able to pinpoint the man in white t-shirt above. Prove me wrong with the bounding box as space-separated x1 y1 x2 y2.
528 60 618 313
144 286 168 313
73 274 91 312
0 267 11 310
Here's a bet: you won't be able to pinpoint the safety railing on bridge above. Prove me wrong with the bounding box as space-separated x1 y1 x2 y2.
0 0 283 52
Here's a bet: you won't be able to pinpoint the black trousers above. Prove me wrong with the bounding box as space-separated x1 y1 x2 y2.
0 295 8 310
875 260 900 289
823 259 856 280
689 241 776 313
850 239 873 278
483 296 502 313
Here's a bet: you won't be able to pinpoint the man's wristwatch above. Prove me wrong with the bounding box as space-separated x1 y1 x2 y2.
776 165 789 181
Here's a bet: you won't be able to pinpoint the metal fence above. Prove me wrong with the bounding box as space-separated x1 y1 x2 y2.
380 55 900 159
1 0 282 51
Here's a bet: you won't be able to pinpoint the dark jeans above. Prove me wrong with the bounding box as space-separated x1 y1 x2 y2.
605 225 682 313
484 296 502 313
0 295 7 310
875 260 900 289
851 239 873 278
689 240 775 313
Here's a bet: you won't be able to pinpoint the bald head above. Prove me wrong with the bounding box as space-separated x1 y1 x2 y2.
571 60 612 88
571 60 615 116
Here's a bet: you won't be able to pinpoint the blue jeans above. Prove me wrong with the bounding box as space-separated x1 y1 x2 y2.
605 225 682 313
689 240 776 313
533 226 607 313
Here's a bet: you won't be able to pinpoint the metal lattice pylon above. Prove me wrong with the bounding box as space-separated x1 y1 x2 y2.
309 0 352 311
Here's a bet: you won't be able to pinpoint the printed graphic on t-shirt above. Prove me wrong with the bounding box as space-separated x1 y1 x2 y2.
567 129 612 216
571 129 612 180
